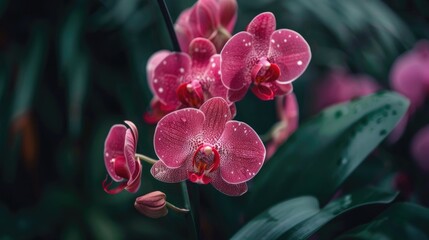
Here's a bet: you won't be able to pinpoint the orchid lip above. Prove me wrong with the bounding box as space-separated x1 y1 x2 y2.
189 144 220 184
176 80 204 107
251 57 281 84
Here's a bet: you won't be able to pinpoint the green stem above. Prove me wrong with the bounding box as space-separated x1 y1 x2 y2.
181 182 199 240
166 201 190 213
156 0 181 52
135 153 157 165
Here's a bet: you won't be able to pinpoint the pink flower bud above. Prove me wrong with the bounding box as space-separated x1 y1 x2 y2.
134 191 168 218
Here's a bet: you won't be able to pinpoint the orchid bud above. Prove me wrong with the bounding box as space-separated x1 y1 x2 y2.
134 191 168 218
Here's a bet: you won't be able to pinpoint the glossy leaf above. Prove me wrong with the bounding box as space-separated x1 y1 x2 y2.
249 91 409 216
280 188 398 240
337 203 429 240
232 196 319 240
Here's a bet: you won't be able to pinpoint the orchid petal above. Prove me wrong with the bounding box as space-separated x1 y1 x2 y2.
124 128 137 174
217 120 266 184
126 160 142 193
220 32 254 91
196 0 219 37
246 12 276 56
152 53 191 107
154 108 204 168
189 38 216 69
102 176 128 194
205 55 228 99
146 50 170 92
268 29 311 83
219 0 237 32
104 124 127 181
150 160 189 183
210 171 247 196
200 97 231 143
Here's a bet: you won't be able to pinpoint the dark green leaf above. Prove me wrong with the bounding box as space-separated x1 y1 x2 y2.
336 203 429 240
249 91 409 216
232 196 319 240
281 188 398 240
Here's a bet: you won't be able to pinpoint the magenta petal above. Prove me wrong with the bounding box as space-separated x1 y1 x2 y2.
126 160 142 193
146 50 170 92
218 120 266 184
152 53 191 107
154 108 205 168
411 125 429 172
200 98 231 143
268 29 311 83
124 129 137 177
246 12 276 55
227 87 249 102
150 160 189 183
219 0 237 32
221 32 254 90
205 55 227 99
210 171 247 196
196 0 219 37
189 38 217 69
102 176 127 194
124 120 138 143
104 124 127 181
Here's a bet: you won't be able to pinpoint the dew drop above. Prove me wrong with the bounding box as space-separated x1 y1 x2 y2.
154 79 158 83
334 110 343 118
212 63 216 68
195 47 199 52
163 61 167 65
180 118 187 123
105 153 109 157
179 68 185 73
297 60 303 66
338 157 348 165
271 39 275 43
283 39 287 43
277 44 280 48
158 87 164 93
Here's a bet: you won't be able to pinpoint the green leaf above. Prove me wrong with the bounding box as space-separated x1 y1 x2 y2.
232 196 320 240
249 91 409 216
336 203 429 240
281 188 398 240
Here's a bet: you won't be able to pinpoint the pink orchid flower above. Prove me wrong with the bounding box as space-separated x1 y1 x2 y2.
175 0 237 52
220 12 311 101
150 37 232 111
389 40 429 142
150 97 266 196
266 93 299 159
103 121 142 194
313 69 380 113
411 125 429 172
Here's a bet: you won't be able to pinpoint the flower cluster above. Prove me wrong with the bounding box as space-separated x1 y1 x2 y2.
102 0 311 217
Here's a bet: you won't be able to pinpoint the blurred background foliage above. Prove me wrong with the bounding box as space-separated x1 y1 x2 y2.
0 0 428 239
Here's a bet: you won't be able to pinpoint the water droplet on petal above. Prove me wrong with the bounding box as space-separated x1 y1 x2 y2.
158 87 164 93
297 60 303 66
180 118 187 123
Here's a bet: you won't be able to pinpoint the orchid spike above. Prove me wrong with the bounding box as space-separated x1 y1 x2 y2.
175 0 237 52
221 12 311 101
150 97 265 196
103 121 142 194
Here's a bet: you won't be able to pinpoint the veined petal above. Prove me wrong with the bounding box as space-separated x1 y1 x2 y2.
189 38 216 69
217 120 266 184
146 50 170 92
219 0 237 32
246 12 276 56
126 160 142 193
227 87 249 102
196 0 219 37
209 171 247 196
150 160 189 183
221 32 254 91
152 53 191 107
104 124 127 181
205 55 227 99
124 128 137 175
154 108 205 168
268 29 311 83
200 97 231 143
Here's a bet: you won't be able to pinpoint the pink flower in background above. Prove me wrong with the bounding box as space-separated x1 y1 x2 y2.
150 97 265 196
313 69 380 113
175 0 237 52
221 12 311 101
389 40 429 141
266 93 299 159
103 121 142 194
411 125 429 172
150 38 231 111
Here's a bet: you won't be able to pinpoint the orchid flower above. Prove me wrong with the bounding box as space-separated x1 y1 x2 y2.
266 93 299 159
390 40 429 142
175 0 237 52
411 125 429 172
150 37 232 111
313 69 380 113
150 97 265 196
103 121 142 194
221 12 311 101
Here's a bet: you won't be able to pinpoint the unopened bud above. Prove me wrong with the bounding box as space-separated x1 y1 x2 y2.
134 191 168 218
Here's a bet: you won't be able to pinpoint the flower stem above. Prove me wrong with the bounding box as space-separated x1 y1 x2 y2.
166 201 190 213
156 0 181 52
135 153 157 165
181 182 199 240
